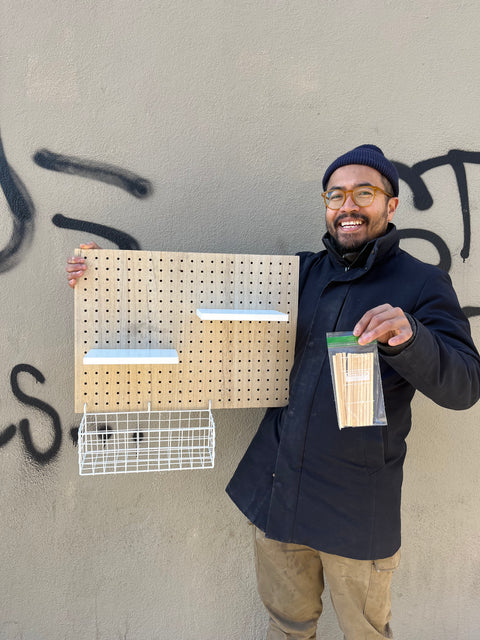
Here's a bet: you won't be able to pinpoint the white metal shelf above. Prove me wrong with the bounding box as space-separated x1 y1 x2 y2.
196 309 289 321
83 349 179 365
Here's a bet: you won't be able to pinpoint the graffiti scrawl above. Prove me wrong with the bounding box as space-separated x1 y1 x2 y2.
0 132 35 273
394 150 480 264
33 147 153 249
6 364 62 465
51 213 141 250
0 134 154 465
393 150 480 318
33 148 153 198
1 139 480 467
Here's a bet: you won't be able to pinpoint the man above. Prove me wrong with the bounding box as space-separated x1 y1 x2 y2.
225 144 480 639
65 144 480 639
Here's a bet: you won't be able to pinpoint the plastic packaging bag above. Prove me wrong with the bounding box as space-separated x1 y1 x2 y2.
326 332 387 429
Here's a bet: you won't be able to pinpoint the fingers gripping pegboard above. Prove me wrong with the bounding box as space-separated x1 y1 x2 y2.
75 250 299 412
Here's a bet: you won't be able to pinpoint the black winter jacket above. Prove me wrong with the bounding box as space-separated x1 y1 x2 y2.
226 225 480 560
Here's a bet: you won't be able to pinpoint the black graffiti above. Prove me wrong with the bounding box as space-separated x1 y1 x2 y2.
397 228 452 273
0 423 16 447
52 213 140 250
393 150 480 317
33 149 152 198
0 132 35 273
394 150 480 263
36 147 153 249
1 133 153 273
9 364 62 465
38 146 153 248
0 135 153 465
2 141 480 468
1 364 79 464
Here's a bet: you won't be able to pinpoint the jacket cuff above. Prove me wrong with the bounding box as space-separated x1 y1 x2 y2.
377 313 417 356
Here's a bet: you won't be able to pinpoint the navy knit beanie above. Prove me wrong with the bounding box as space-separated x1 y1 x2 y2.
322 144 399 196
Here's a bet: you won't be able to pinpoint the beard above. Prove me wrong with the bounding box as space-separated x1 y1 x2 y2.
329 209 390 253
331 235 367 255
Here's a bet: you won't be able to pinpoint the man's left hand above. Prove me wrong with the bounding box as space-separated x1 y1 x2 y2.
353 304 413 346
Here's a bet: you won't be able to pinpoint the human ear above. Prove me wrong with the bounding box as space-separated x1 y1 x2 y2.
387 197 399 221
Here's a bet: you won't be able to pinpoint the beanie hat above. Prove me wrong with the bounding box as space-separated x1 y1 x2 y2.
322 144 399 196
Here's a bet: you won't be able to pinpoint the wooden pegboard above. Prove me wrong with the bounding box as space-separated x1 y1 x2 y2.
74 250 298 411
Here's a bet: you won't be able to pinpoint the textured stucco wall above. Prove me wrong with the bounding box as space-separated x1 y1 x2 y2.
1 1 480 639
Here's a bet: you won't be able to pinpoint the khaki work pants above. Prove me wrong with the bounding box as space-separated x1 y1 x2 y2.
254 527 400 640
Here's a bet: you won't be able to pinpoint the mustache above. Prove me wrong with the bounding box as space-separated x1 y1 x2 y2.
334 213 368 228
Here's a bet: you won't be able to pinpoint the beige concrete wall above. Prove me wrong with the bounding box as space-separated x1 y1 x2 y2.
1 1 479 638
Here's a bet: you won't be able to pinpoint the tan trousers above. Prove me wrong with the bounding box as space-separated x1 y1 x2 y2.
253 527 400 640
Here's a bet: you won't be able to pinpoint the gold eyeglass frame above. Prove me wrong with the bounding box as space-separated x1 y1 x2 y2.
322 186 393 209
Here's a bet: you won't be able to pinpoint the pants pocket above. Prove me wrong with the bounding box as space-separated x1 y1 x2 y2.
373 548 401 572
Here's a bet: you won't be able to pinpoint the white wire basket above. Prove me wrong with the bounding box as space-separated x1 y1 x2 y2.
78 404 215 475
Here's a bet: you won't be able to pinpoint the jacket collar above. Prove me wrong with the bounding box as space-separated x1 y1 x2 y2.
322 223 400 270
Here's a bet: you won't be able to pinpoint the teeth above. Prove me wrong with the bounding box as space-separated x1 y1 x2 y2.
340 221 362 228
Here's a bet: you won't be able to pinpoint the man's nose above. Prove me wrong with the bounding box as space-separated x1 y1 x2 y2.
341 192 359 211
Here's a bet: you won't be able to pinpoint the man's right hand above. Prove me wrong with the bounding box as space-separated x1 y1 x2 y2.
65 241 101 288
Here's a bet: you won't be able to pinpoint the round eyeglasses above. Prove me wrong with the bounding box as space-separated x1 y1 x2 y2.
322 186 393 210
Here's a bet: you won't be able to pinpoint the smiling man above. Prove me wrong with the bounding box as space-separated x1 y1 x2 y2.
226 145 480 639
324 164 397 252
